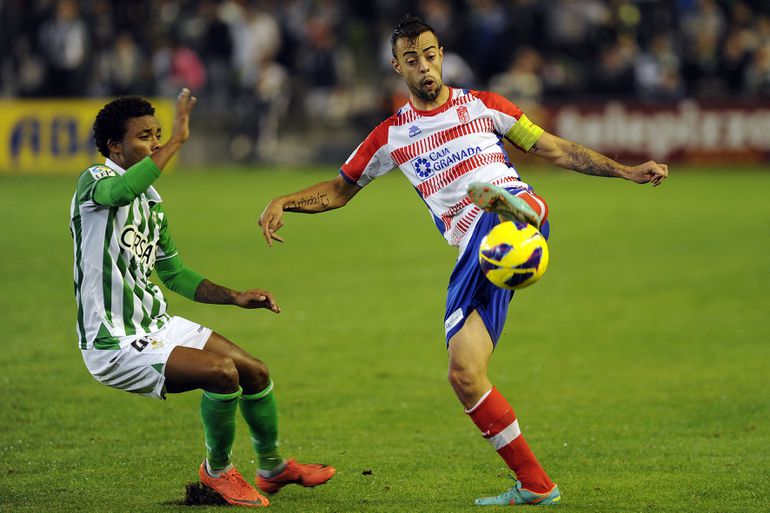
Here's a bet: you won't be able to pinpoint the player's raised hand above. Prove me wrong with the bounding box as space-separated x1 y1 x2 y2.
258 200 286 247
625 161 669 187
149 89 197 170
234 288 281 313
170 88 197 144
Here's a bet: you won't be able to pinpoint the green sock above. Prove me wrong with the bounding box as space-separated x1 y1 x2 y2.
200 387 242 470
240 380 282 471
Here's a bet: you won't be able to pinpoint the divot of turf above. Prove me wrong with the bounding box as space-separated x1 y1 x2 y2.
183 482 228 506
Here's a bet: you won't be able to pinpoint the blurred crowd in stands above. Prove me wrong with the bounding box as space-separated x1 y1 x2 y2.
2 0 769 158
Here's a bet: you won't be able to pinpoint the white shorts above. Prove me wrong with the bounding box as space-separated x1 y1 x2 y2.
81 316 212 400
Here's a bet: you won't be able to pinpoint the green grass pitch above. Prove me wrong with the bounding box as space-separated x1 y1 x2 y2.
0 166 768 512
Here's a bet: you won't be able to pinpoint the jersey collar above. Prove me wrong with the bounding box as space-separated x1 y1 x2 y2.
105 158 126 175
408 86 457 117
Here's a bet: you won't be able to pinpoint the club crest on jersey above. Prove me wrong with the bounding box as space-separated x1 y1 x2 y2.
411 157 434 180
88 165 116 180
408 125 422 138
457 105 470 124
119 224 157 269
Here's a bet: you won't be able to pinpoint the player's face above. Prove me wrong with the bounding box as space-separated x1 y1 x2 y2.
392 31 444 103
109 115 162 169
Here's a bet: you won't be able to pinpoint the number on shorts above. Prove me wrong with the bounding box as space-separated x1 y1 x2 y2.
131 338 149 352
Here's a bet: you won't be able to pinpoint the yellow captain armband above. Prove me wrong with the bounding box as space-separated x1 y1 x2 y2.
505 114 545 152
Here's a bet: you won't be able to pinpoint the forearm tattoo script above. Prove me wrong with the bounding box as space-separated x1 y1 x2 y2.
283 193 330 212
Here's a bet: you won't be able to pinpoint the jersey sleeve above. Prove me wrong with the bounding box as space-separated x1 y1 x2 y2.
339 120 396 187
92 157 161 206
75 164 117 205
471 90 544 152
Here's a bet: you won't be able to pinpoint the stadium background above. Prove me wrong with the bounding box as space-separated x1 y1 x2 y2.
2 0 770 170
1 1 769 513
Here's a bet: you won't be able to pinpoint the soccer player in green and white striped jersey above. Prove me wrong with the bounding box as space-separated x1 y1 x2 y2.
70 90 334 507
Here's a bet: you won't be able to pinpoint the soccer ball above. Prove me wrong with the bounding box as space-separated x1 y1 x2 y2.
478 221 549 290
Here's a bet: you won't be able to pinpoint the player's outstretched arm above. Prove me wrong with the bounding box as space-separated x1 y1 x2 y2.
193 279 281 313
150 88 197 170
91 89 198 207
530 131 668 186
259 175 361 246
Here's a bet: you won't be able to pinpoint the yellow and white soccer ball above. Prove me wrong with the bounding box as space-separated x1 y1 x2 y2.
478 221 550 290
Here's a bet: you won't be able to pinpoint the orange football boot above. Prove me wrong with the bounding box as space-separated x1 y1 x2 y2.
199 462 270 507
255 459 336 494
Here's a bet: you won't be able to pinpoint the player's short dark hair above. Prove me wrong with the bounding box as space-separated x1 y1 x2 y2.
391 15 439 58
93 96 155 157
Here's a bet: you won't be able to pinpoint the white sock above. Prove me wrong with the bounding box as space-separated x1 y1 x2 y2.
258 460 287 479
205 459 234 478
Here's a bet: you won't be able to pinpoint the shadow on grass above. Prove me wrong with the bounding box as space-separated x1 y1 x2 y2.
163 482 228 506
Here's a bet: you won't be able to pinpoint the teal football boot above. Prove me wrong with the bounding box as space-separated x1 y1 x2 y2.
475 479 561 506
467 182 542 228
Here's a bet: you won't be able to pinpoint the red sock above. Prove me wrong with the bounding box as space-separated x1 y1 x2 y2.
466 386 555 494
514 190 549 226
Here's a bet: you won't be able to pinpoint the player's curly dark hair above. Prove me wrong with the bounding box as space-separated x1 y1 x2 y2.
390 15 438 58
93 96 155 157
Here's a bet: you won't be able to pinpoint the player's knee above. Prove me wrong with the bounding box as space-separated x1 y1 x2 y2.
447 364 482 396
210 356 240 392
241 357 270 392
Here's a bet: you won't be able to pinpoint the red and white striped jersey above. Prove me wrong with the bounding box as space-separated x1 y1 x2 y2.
340 87 540 250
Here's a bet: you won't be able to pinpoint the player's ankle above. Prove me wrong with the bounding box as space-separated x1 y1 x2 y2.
258 460 287 479
205 459 234 478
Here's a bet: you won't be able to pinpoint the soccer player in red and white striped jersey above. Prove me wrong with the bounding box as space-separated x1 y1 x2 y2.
259 15 667 506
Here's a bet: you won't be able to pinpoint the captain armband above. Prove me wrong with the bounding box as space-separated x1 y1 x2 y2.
504 114 545 152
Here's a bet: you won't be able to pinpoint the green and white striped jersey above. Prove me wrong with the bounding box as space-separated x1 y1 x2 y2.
70 159 177 350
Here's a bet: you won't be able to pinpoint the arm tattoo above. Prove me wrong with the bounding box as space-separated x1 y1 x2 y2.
565 142 626 178
194 279 235 305
283 192 331 212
